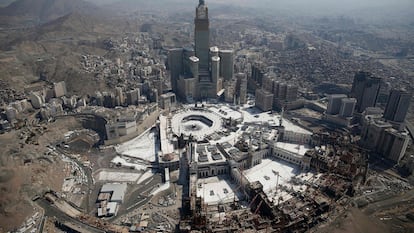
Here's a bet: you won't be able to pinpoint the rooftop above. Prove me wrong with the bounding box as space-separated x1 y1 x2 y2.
196 175 242 205
115 128 158 162
275 142 310 156
245 158 299 201
194 144 226 164
240 107 312 135
160 115 175 155
189 56 199 62
209 105 242 121
101 183 128 202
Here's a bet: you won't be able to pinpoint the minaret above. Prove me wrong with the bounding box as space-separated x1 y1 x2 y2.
194 0 210 70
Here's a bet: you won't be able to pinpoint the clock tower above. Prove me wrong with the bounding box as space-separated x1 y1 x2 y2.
195 0 210 70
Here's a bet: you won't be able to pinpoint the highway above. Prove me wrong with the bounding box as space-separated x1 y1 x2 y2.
363 189 414 216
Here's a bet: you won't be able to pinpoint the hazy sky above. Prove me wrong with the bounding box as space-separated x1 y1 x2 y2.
86 0 414 9
211 0 414 14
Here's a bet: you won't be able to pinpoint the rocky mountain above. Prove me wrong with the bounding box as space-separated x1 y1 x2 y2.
100 0 193 14
0 0 100 25
83 0 119 6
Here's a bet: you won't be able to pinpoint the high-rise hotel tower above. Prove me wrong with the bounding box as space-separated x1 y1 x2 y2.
195 0 209 70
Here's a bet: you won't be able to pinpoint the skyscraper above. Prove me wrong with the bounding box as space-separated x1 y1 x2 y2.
350 71 381 113
327 94 347 115
255 89 273 112
262 74 274 93
339 98 356 117
285 85 298 102
251 62 264 83
324 95 356 127
168 48 184 92
379 128 410 163
219 50 234 81
361 116 410 163
383 89 411 123
236 73 247 104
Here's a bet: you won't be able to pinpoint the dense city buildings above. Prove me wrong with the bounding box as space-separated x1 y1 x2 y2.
349 72 412 163
361 114 410 163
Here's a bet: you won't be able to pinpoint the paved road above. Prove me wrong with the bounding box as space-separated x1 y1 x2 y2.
36 199 105 233
37 215 46 233
110 173 163 222
406 122 414 141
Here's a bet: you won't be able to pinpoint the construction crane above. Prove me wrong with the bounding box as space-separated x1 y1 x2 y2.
237 166 250 201
232 184 242 204
248 193 260 209
254 200 264 215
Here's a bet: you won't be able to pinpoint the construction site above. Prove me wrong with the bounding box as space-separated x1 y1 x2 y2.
178 126 369 232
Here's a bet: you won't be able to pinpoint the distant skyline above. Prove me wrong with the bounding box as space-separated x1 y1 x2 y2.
85 0 414 22
1 0 413 24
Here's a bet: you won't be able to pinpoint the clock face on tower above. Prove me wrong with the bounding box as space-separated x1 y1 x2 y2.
197 6 207 19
